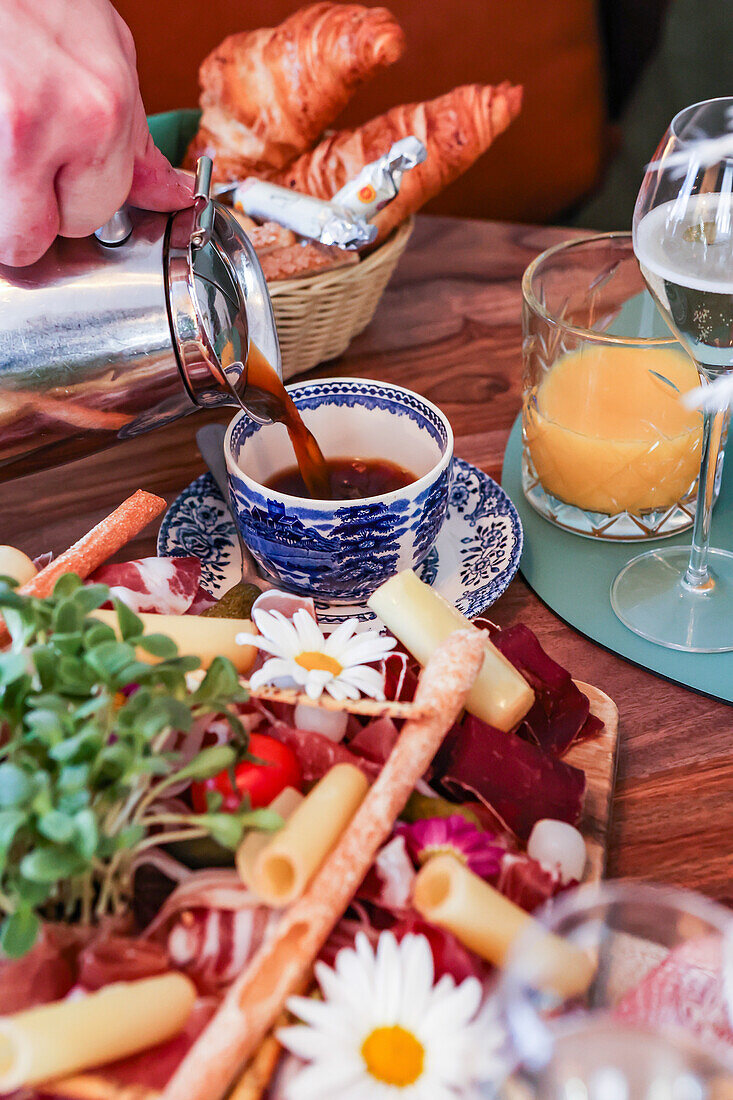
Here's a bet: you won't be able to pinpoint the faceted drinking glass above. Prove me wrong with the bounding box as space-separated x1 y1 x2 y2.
522 233 706 541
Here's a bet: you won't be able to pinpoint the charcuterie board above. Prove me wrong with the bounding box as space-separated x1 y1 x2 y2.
570 682 620 884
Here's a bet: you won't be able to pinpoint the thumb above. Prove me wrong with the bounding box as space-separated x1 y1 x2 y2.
127 103 194 212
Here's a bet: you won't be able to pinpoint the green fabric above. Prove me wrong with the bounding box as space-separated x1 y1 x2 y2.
577 0 733 230
147 109 201 168
502 415 733 701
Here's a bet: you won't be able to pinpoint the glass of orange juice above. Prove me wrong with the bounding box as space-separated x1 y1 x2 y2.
522 232 713 540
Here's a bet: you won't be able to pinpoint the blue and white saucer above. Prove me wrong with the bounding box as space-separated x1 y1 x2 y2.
158 457 523 627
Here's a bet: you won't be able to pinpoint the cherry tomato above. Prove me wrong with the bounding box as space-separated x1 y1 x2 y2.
190 733 303 813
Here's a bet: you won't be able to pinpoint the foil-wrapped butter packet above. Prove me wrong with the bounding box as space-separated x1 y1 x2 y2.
233 180 377 249
332 136 427 221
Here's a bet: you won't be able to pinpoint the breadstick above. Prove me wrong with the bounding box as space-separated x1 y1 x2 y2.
228 1026 284 1100
161 627 485 1100
42 1075 160 1099
0 490 166 648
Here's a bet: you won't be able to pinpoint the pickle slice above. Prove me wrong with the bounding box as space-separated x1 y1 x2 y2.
201 582 261 620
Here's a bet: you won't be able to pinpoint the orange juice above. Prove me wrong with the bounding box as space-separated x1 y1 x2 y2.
523 345 702 514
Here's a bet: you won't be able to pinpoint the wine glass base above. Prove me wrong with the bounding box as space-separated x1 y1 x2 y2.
611 546 733 652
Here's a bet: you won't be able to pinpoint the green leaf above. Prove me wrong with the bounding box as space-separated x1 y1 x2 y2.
37 810 75 844
204 789 224 812
0 809 26 873
0 906 40 959
0 764 31 808
49 726 101 764
171 745 237 785
72 585 109 614
84 622 117 648
25 708 65 745
53 573 82 599
57 763 90 793
84 641 137 683
72 809 98 859
52 599 84 635
13 878 52 907
0 652 27 689
237 808 284 832
193 657 247 707
112 598 144 643
136 633 178 659
191 812 243 851
114 823 145 850
30 645 61 689
21 845 84 884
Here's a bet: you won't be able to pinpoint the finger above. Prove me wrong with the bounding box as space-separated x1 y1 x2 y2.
54 149 134 238
127 102 194 212
0 172 60 267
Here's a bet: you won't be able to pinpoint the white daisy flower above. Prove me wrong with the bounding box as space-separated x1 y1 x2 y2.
240 608 396 702
278 931 494 1100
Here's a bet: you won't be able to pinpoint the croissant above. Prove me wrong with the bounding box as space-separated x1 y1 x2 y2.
185 3 405 182
270 82 523 239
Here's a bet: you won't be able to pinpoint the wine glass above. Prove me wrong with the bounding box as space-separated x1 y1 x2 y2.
495 881 733 1100
611 97 733 651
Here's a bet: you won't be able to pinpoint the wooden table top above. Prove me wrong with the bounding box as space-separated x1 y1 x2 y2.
2 216 731 902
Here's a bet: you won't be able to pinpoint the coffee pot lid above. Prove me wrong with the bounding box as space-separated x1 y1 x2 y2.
166 157 282 424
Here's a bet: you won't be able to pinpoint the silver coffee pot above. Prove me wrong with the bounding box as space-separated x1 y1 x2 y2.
0 158 281 482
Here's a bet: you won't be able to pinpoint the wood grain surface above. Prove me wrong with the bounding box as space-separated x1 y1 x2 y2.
570 682 619 885
2 216 731 902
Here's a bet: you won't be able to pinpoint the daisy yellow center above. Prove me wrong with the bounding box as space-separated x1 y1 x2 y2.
295 651 343 676
361 1025 425 1087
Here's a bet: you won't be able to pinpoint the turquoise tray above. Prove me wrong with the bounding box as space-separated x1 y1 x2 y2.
502 415 733 701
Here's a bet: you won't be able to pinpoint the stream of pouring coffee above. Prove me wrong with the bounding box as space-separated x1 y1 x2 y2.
244 343 330 498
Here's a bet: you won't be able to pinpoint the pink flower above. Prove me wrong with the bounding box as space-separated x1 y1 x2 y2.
396 816 505 880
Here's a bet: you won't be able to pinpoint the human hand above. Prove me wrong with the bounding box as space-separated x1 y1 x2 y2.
0 0 193 265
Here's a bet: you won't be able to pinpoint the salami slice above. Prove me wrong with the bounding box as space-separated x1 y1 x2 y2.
490 623 598 756
435 713 586 840
88 557 202 615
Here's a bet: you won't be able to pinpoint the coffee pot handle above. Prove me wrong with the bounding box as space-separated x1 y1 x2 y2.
94 208 133 246
190 156 214 250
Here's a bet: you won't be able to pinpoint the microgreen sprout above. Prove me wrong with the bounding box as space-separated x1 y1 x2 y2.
0 574 279 958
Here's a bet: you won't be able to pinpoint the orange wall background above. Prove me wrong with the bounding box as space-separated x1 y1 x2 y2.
115 0 606 223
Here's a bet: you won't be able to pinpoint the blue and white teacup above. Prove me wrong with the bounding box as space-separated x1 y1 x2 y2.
225 378 453 603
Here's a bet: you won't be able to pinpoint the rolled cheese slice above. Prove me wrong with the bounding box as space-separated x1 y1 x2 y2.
91 609 257 673
0 972 196 1091
0 546 37 587
413 854 594 998
368 570 534 732
236 786 304 886
244 764 369 907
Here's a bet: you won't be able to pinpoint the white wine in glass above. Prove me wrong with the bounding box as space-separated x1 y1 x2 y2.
612 97 733 651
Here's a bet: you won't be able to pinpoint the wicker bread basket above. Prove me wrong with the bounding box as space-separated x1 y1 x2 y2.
269 218 413 380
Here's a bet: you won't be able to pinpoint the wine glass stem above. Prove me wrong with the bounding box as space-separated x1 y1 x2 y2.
684 402 725 591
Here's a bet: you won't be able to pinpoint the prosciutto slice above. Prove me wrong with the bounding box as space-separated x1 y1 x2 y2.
0 924 79 1014
614 936 733 1052
87 556 202 615
144 869 281 995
